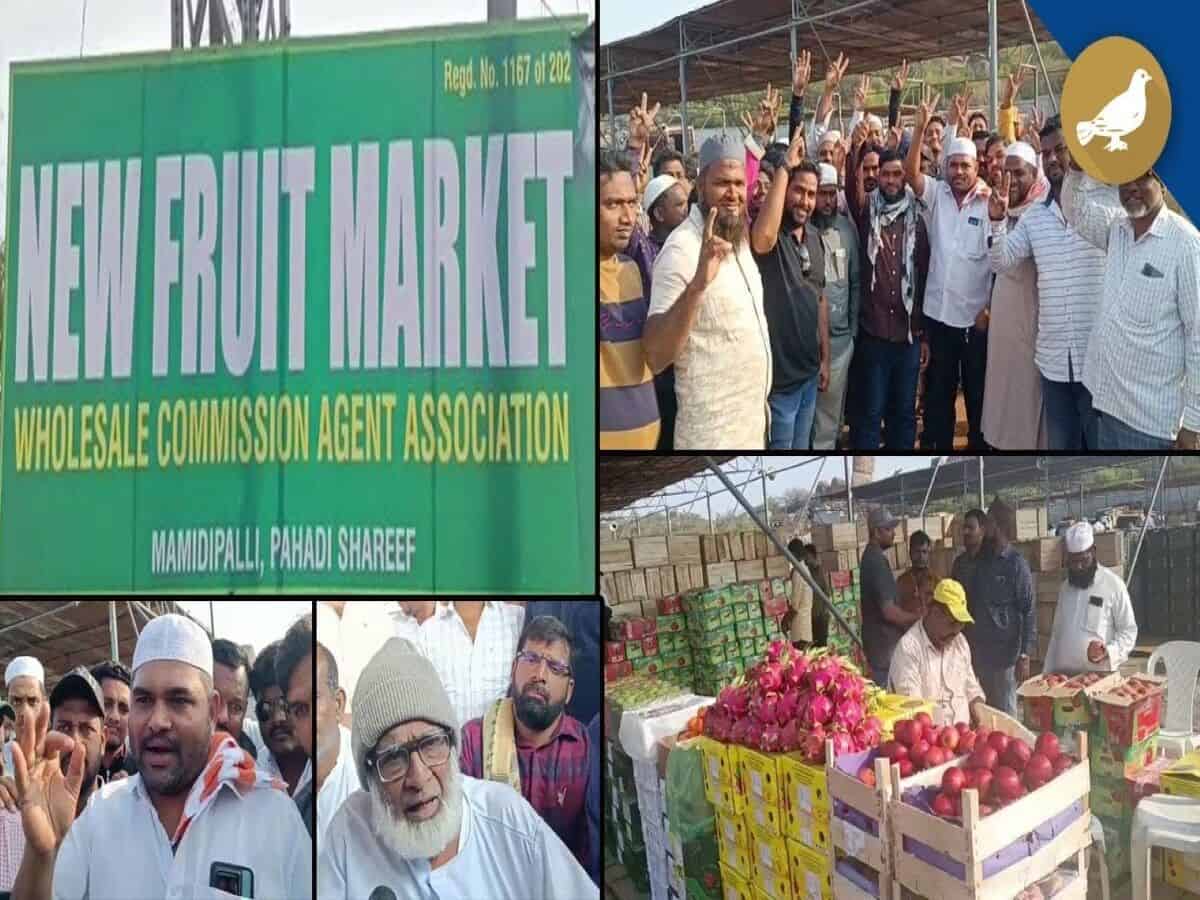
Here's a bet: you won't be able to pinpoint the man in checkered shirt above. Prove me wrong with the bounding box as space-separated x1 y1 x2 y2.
1063 165 1200 449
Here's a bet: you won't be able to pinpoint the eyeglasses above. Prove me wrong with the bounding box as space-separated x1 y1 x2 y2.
256 700 291 721
369 731 452 783
516 650 571 678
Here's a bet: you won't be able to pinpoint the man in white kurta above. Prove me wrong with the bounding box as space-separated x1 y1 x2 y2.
1042 522 1138 675
318 637 595 900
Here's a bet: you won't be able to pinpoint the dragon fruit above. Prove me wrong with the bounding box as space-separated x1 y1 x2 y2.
730 717 757 747
862 715 883 733
804 694 834 727
780 719 803 752
830 731 855 756
717 685 750 718
765 639 791 664
776 689 801 725
806 665 834 695
756 663 784 693
802 730 826 763
758 723 783 752
832 673 865 704
785 654 810 687
758 692 781 726
833 698 866 731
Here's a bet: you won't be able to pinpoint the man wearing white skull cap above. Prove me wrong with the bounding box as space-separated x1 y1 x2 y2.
2 656 45 779
10 614 311 900
1042 522 1138 675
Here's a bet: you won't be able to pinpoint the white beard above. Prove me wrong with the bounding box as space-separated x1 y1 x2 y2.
368 750 465 861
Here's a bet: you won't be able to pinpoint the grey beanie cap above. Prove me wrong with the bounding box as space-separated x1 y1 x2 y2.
350 638 457 787
699 134 744 173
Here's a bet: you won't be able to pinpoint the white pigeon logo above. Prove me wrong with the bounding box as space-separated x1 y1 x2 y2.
1076 68 1152 151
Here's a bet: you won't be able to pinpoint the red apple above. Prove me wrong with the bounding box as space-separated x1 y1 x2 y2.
942 766 967 796
987 732 1011 755
1024 753 1054 790
959 731 978 753
1035 732 1061 762
878 741 908 761
1052 754 1075 777
898 759 914 777
974 727 992 748
909 739 931 769
894 720 916 747
975 769 994 802
955 722 970 736
994 766 1022 801
1001 741 1032 773
931 792 955 818
915 712 934 733
969 746 999 771
963 768 980 790
925 746 948 769
859 766 877 787
939 726 960 752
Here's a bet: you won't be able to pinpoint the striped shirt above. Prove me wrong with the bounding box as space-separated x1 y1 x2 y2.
988 192 1109 382
1063 170 1200 439
460 713 591 869
600 254 660 449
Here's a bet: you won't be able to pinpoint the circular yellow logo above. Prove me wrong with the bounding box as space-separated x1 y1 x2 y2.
1061 36 1171 185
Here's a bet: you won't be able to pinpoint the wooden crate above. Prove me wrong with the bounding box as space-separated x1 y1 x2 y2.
632 536 669 569
630 569 648 602
930 547 959 581
1017 537 1063 572
645 567 662 600
766 556 792 578
707 562 738 587
701 534 729 565
1016 507 1049 540
675 565 693 593
888 730 1091 899
729 533 746 562
813 523 859 551
691 564 706 588
599 572 616 602
613 570 634 604
818 549 859 572
608 600 644 620
600 539 634 573
1092 532 1124 568
659 566 677 596
667 535 703 566
736 559 766 582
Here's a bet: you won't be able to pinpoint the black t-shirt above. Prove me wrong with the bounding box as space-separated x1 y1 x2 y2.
97 748 138 786
753 223 825 391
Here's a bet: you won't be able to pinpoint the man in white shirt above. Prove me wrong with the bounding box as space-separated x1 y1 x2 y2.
319 638 596 900
1062 166 1200 450
318 601 399 719
905 88 994 450
1042 522 1139 675
644 134 773 448
279 613 360 843
412 602 525 730
10 614 311 900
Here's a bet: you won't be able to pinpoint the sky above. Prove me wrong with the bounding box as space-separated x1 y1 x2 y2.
600 0 700 44
175 599 311 655
0 0 594 241
623 455 940 519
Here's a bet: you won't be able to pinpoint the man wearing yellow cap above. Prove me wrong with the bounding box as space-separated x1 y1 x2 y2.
888 578 988 727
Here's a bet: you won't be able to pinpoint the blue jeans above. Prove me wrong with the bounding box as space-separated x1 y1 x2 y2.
1041 376 1097 450
769 377 819 449
1096 411 1174 449
976 665 1017 716
850 334 920 449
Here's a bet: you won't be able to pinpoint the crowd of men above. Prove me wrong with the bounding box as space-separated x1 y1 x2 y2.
0 611 313 900
599 50 1200 451
852 504 1138 724
316 600 601 900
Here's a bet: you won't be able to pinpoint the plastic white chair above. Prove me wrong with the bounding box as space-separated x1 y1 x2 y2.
1090 816 1111 900
1132 794 1200 900
1146 641 1200 758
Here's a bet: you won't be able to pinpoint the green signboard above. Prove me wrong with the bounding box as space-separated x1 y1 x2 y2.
2 17 595 593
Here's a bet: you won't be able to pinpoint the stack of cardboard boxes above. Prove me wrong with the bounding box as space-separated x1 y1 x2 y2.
685 582 789 699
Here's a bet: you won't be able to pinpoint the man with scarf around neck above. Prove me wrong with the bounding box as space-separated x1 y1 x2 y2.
845 122 930 449
9 614 310 900
988 114 1110 449
750 127 831 449
980 141 1049 448
905 85 994 451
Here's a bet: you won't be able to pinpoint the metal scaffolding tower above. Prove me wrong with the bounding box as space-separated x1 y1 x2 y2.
171 0 290 49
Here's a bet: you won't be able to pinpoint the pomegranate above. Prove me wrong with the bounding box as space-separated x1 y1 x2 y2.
915 711 934 733
974 727 992 748
969 746 999 771
975 769 994 802
963 768 980 790
1052 754 1075 777
897 759 914 777
924 746 948 769
931 792 955 818
987 732 1011 755
955 721 970 736
959 731 978 753
942 767 967 796
878 741 908 761
1024 753 1054 790
909 739 931 769
893 720 917 747
939 726 960 752
994 766 1022 801
1001 741 1032 773
1035 732 1061 762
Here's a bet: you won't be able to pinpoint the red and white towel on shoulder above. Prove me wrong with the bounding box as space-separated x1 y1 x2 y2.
171 732 287 846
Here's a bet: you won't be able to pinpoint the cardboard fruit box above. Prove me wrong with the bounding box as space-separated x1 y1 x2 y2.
683 587 730 613
641 634 660 657
605 661 633 682
1089 734 1159 781
604 641 626 664
1054 671 1124 729
1162 748 1200 800
658 594 684 615
1093 673 1166 749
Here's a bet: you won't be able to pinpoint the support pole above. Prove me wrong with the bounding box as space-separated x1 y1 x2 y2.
606 72 615 145
108 601 119 660
919 457 946 518
1129 457 1169 581
704 457 864 652
1020 0 1059 112
762 470 770 525
979 456 986 509
988 0 999 129
706 493 714 534
798 458 828 524
666 506 673 536
845 456 854 524
679 55 690 156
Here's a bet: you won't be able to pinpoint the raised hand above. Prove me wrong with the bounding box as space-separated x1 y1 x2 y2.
785 126 806 170
916 84 941 134
988 170 1011 220
755 83 782 138
853 73 870 111
11 700 85 856
850 117 869 149
1026 105 1046 145
824 52 849 90
891 58 910 93
634 142 653 194
792 49 812 96
628 92 660 148
888 125 903 150
695 208 734 289
952 90 973 130
1001 66 1029 108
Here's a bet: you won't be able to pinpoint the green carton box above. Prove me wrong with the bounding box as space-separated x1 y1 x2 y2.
631 656 662 675
738 638 756 658
687 607 724 633
1090 734 1158 781
658 613 686 634
682 588 728 613
695 644 727 667
625 639 644 661
728 582 761 605
732 602 752 623
719 605 737 628
735 618 766 640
